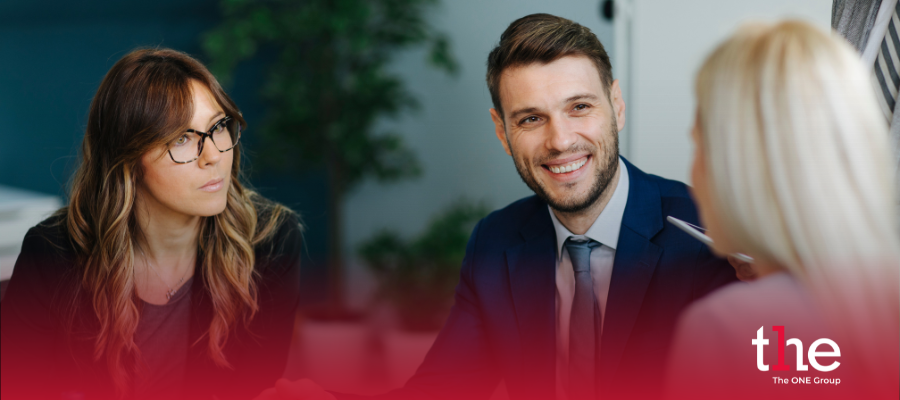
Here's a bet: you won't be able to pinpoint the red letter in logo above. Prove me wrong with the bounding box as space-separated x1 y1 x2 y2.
771 326 790 371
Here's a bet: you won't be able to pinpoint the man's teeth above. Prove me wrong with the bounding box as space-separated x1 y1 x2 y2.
548 157 587 174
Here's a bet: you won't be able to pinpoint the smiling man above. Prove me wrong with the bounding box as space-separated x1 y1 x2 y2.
467 14 738 399
261 13 738 400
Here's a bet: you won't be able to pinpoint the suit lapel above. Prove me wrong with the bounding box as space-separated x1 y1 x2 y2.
599 158 664 380
506 204 557 394
504 159 666 392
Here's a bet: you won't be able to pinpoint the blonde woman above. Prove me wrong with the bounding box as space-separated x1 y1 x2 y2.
664 21 899 400
0 49 302 400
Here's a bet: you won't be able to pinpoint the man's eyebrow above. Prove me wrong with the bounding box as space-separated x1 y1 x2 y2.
508 107 540 121
563 93 599 104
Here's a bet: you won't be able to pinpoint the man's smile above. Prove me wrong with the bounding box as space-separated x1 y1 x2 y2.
544 155 589 174
541 154 592 182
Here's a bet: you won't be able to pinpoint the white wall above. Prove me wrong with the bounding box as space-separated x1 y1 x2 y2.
625 0 831 183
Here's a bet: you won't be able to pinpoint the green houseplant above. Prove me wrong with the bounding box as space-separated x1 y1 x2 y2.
203 0 458 315
359 199 489 332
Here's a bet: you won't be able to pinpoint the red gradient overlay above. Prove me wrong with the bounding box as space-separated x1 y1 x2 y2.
5 307 896 400
4 255 895 400
663 277 899 400
0 338 305 400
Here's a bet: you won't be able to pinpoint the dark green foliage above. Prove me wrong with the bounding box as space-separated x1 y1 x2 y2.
204 0 458 312
359 199 490 331
203 0 458 189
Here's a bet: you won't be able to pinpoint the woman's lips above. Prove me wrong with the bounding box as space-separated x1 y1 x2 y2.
199 178 224 192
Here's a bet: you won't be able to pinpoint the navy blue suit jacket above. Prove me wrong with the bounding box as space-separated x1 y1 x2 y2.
339 159 737 400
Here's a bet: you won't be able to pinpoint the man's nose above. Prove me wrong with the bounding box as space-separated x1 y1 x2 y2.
545 116 578 152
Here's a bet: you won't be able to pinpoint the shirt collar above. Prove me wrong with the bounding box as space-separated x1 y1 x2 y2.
548 157 630 260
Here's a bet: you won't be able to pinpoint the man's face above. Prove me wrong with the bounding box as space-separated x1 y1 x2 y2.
490 55 626 213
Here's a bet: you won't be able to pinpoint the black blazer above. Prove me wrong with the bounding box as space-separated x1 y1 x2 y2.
337 158 738 400
0 212 303 400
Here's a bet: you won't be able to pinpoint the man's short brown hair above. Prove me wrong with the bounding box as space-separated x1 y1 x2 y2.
486 13 614 117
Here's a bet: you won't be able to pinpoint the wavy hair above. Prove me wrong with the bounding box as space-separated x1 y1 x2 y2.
60 48 291 395
695 20 899 389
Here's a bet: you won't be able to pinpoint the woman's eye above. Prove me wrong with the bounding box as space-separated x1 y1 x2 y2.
174 135 190 146
212 123 225 134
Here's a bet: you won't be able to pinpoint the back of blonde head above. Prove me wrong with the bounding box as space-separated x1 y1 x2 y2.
695 20 899 390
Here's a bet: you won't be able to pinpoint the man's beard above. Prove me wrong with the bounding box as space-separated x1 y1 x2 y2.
509 118 619 213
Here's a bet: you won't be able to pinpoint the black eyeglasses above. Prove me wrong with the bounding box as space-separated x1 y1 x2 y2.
167 116 242 164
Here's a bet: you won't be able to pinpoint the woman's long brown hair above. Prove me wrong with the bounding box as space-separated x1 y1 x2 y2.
60 48 291 396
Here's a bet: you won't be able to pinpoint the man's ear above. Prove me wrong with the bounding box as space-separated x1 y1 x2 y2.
610 79 626 132
490 108 512 156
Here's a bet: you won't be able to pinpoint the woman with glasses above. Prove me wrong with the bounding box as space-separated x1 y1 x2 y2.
0 48 303 400
663 21 899 400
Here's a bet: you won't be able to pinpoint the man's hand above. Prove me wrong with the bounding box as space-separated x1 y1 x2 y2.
252 378 336 400
727 255 757 282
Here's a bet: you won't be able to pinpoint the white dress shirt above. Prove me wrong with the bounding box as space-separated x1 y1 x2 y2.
550 157 630 400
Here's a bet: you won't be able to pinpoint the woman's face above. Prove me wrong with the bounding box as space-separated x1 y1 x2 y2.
138 80 234 219
689 111 734 256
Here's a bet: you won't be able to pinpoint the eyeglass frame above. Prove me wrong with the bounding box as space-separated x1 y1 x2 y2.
167 116 242 164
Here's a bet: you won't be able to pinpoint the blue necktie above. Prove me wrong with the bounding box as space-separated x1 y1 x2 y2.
565 238 602 400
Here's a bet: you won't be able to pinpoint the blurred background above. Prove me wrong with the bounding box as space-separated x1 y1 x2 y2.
0 0 828 395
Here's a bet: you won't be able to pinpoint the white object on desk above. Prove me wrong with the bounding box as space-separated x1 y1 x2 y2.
666 216 754 263
0 185 62 281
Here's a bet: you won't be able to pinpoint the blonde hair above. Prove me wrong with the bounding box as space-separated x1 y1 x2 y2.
695 20 899 386
60 48 292 396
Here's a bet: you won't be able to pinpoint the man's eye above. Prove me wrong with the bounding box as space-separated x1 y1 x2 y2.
520 116 540 125
574 104 590 111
